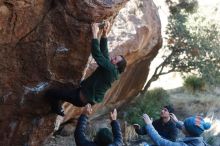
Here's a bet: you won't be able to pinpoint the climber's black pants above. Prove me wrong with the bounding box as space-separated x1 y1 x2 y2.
45 86 85 108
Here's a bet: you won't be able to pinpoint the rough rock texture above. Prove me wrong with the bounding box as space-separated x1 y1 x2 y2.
0 0 162 146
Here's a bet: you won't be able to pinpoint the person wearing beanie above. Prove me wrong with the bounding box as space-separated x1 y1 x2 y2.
141 113 211 146
183 116 211 137
133 105 178 142
74 104 123 146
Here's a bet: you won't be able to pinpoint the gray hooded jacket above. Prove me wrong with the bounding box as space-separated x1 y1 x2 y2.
145 124 209 146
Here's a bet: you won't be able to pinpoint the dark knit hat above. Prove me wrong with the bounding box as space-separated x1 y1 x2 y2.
116 55 127 74
95 128 113 146
184 116 211 136
164 105 174 113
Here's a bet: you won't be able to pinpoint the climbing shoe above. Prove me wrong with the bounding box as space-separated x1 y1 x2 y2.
51 105 65 117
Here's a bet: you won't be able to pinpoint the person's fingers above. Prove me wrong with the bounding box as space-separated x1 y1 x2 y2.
103 24 108 31
107 21 110 28
110 112 114 119
114 108 117 114
89 105 92 110
143 114 149 120
89 106 92 111
105 21 108 26
91 23 99 29
92 23 95 28
103 21 109 29
170 113 176 119
85 104 89 110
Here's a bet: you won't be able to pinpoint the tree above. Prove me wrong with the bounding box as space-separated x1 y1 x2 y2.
143 0 220 92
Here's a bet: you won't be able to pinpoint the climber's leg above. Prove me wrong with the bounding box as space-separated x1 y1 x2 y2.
45 85 86 116
59 87 86 107
45 88 65 116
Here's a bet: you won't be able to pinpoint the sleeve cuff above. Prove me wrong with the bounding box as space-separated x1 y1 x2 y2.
92 38 99 42
80 114 88 120
101 37 107 40
144 124 154 132
176 121 184 129
111 120 119 126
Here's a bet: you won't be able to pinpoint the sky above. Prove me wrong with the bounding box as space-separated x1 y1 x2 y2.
149 0 220 90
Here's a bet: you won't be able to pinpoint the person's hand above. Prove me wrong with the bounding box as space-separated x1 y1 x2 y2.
170 113 178 122
91 23 99 38
133 124 141 130
110 108 117 121
82 104 93 116
102 21 110 37
142 114 152 125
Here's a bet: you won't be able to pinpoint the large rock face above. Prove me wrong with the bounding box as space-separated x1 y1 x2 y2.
0 0 162 146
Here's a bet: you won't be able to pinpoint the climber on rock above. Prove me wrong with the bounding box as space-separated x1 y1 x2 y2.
74 104 123 146
45 21 127 116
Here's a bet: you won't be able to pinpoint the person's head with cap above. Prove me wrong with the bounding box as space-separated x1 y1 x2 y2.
160 105 174 119
94 128 113 146
182 116 211 137
94 108 118 146
164 105 174 113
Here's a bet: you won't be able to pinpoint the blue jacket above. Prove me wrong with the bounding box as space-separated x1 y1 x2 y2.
144 124 209 146
135 118 178 141
74 114 123 146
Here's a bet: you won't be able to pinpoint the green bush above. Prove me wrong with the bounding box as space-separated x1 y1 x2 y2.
184 75 205 92
125 88 170 126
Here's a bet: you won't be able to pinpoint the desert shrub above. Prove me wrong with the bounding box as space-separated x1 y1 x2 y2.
125 88 170 126
184 75 205 92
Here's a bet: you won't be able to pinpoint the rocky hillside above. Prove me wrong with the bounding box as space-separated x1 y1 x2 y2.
0 0 162 145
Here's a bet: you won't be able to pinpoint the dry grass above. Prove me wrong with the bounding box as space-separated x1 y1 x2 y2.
169 87 220 118
169 86 220 146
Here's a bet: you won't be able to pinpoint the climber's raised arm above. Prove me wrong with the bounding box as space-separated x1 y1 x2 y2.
91 23 115 70
100 21 110 59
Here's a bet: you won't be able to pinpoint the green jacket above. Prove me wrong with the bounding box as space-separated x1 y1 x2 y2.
80 38 119 103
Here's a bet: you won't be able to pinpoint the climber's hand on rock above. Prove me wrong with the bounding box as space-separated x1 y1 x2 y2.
91 23 99 38
82 104 93 116
102 21 110 37
110 108 117 121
